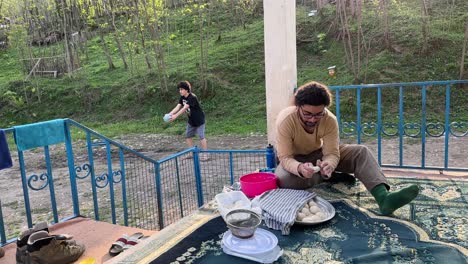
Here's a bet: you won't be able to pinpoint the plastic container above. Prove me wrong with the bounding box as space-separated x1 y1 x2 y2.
240 172 277 198
215 191 252 219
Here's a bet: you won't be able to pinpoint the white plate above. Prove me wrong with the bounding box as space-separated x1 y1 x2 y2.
222 244 283 263
295 196 335 225
222 228 278 255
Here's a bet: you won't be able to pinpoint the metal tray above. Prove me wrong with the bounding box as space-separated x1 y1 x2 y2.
294 196 335 225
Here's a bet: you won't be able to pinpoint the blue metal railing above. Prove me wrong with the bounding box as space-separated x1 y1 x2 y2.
0 119 270 245
330 80 468 171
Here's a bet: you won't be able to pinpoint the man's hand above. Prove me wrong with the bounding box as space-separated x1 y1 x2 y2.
298 162 319 178
316 159 333 179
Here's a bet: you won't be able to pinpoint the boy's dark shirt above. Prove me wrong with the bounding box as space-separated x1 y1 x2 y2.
179 93 205 127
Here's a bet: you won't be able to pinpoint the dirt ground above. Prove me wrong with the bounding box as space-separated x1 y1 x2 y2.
0 133 466 239
113 133 468 169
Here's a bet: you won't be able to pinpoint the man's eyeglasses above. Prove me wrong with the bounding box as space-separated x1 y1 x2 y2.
300 107 325 119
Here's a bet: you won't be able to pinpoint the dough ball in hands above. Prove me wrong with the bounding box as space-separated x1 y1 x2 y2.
306 163 320 173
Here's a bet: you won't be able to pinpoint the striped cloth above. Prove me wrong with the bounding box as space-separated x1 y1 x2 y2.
259 189 316 235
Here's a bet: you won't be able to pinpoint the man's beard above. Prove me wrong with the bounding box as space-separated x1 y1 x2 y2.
304 121 317 128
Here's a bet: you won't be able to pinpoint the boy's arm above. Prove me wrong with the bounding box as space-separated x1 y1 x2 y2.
169 104 182 115
171 104 190 121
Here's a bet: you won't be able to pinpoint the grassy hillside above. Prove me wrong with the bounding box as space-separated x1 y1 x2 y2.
0 1 467 137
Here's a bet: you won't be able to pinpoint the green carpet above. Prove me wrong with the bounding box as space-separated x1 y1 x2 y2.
150 177 467 263
315 177 467 250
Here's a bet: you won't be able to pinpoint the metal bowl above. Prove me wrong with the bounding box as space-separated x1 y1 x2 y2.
295 196 335 225
225 209 262 239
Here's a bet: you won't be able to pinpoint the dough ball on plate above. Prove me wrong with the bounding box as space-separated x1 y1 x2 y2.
308 200 317 208
303 215 321 222
296 212 306 221
316 212 326 220
301 207 311 215
309 205 321 214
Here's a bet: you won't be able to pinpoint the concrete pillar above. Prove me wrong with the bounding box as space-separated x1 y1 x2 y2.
264 0 297 145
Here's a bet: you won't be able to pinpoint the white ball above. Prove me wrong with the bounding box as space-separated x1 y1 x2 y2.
163 114 172 122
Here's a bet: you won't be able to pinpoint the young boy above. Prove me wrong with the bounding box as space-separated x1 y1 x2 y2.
168 81 208 160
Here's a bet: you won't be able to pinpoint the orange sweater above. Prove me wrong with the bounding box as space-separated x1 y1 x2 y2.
275 106 340 176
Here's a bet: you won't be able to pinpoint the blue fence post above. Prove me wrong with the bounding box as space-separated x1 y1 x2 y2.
421 85 427 168
118 148 128 226
105 141 116 224
444 84 451 169
64 121 80 217
86 132 99 220
229 152 234 185
193 148 204 207
356 87 362 144
18 150 33 227
44 146 59 224
154 162 164 229
0 200 6 244
266 144 276 169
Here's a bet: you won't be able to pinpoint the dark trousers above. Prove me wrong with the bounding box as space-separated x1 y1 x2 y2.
275 144 389 191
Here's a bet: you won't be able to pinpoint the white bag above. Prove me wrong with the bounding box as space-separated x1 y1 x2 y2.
215 191 261 220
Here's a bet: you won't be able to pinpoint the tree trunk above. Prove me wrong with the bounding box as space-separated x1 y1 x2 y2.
99 33 116 70
460 23 468 80
421 0 429 53
110 0 128 69
380 0 390 49
60 0 73 74
149 0 168 92
197 2 207 92
91 0 115 70
133 0 152 70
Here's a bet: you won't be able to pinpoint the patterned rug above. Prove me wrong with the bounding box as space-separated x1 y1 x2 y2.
150 177 467 263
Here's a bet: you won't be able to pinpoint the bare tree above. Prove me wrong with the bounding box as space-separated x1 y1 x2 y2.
380 0 390 49
133 0 152 70
420 0 429 53
109 0 128 69
460 23 468 80
92 0 115 70
142 0 168 92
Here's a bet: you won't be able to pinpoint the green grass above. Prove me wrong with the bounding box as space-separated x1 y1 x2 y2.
0 0 467 136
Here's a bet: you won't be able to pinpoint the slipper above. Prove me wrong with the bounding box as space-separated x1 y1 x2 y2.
123 232 144 250
17 221 49 246
109 234 129 256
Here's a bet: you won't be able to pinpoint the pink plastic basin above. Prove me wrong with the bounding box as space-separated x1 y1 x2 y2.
240 172 277 198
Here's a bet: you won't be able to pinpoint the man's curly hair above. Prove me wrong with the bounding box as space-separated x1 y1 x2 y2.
294 81 332 107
